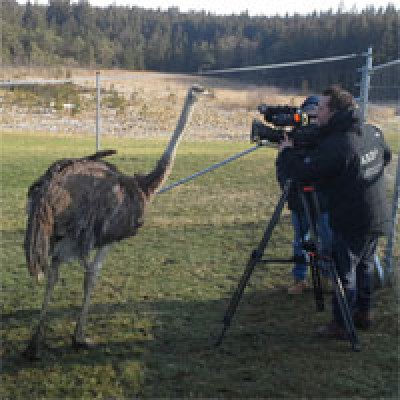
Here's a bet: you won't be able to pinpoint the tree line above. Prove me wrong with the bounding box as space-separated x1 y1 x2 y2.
1 0 399 97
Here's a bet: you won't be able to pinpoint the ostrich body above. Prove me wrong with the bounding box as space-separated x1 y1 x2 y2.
23 85 210 359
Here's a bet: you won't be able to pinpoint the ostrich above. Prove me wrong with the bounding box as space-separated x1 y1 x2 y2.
23 85 211 359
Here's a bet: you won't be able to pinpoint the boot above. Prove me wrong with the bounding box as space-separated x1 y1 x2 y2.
287 279 309 295
316 320 348 340
353 310 372 330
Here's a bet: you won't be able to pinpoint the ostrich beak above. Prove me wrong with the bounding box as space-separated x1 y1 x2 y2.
191 85 215 99
203 87 215 99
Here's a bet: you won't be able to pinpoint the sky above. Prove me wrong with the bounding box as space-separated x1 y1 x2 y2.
18 0 396 16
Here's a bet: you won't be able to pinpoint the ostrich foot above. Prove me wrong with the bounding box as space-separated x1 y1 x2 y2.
72 335 96 350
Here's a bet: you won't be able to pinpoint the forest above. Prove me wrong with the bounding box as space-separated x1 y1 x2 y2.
1 1 399 96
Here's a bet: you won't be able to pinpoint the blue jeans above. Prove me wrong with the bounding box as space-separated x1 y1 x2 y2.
291 210 333 281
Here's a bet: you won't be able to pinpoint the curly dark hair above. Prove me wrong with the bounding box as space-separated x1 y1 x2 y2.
323 85 356 112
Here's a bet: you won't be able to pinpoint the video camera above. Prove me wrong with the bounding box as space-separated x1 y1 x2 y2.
250 104 320 148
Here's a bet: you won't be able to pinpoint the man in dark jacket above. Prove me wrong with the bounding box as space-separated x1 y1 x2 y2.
276 85 391 338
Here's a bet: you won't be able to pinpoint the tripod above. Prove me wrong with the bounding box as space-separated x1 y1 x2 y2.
215 179 361 352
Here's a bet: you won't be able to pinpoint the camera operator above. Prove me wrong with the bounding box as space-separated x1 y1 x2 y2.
278 96 333 295
276 85 392 339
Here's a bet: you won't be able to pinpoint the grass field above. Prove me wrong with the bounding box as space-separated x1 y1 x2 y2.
0 131 399 399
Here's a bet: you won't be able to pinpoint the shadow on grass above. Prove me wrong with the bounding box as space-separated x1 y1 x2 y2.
1 281 399 398
0 286 376 369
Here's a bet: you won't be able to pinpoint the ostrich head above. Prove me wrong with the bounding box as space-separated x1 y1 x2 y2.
186 85 214 103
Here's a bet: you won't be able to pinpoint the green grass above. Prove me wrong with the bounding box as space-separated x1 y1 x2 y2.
1 131 399 399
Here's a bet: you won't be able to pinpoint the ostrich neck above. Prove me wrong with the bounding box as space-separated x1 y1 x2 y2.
138 93 196 199
162 94 195 164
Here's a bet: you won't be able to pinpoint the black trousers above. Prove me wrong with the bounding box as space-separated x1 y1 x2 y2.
331 232 378 324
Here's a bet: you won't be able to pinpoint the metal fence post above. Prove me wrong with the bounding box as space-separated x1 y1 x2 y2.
96 71 101 151
358 56 400 283
385 155 400 283
359 47 373 123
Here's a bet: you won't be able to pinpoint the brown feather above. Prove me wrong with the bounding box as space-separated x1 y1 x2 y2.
24 152 145 280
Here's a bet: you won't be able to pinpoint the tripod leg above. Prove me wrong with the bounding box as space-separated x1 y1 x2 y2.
298 190 325 311
215 179 293 347
300 188 360 350
215 250 259 347
310 256 324 311
328 261 361 352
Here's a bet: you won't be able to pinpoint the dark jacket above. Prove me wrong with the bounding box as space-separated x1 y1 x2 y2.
276 109 392 239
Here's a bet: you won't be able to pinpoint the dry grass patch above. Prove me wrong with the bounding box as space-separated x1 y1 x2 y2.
368 102 397 123
1 69 398 147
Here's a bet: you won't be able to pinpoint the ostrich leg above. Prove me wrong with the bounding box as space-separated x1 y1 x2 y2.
72 245 110 349
23 261 60 360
